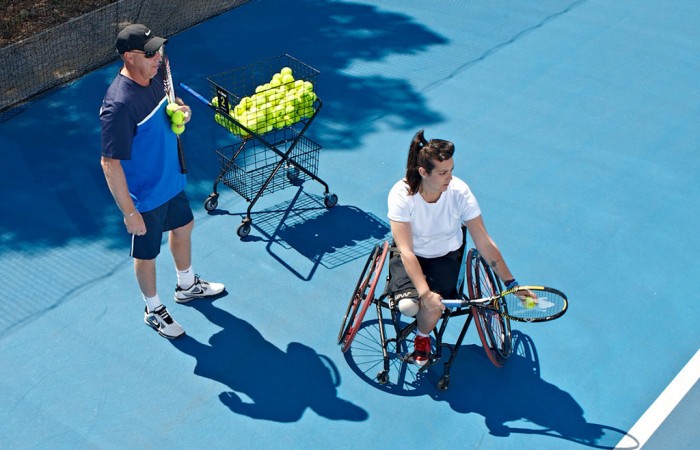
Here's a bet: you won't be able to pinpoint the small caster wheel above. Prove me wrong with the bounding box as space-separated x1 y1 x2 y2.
204 194 219 211
324 193 338 208
376 371 389 385
286 166 299 181
237 222 251 238
438 375 450 391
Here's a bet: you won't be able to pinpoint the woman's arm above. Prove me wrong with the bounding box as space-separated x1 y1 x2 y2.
465 215 516 284
390 220 431 298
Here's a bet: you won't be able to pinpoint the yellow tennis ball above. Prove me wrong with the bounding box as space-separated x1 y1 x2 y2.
171 123 185 135
171 110 186 125
525 297 536 309
281 73 295 86
166 103 179 116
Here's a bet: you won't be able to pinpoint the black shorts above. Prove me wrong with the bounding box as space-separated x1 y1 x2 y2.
388 249 462 300
130 190 194 260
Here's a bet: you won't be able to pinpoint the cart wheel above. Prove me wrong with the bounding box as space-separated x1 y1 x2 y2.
438 375 451 391
286 166 300 181
376 371 389 385
204 194 219 211
237 222 251 238
324 193 338 208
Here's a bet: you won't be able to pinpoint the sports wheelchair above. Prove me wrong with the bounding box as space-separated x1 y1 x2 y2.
337 237 512 391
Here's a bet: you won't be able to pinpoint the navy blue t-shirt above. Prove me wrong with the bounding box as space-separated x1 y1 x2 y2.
100 72 186 212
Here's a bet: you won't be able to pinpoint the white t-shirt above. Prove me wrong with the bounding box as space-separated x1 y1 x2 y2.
387 176 481 258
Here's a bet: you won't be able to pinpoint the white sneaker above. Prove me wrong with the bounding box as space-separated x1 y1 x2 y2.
174 275 225 303
144 305 185 339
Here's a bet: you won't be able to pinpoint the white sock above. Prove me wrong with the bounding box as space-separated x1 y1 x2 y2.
177 265 195 289
144 294 162 313
416 330 430 338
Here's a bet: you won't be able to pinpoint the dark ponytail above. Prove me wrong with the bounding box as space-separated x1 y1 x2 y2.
405 129 455 195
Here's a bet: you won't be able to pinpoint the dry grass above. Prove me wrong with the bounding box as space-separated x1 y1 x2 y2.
0 0 115 47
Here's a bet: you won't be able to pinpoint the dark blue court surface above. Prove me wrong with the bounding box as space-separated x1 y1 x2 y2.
1 0 699 448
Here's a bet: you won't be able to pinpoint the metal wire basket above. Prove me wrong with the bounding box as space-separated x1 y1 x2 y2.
207 54 320 138
216 128 321 202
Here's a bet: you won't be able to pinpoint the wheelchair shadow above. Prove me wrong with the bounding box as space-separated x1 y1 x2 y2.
211 186 391 280
170 300 368 422
436 332 638 448
344 325 637 448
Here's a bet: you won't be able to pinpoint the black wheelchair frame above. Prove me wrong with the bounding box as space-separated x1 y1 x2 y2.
338 238 514 391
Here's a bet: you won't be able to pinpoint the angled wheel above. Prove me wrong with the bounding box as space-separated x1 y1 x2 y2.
337 241 389 353
342 318 427 396
467 248 512 367
324 193 338 208
237 220 251 238
204 193 219 211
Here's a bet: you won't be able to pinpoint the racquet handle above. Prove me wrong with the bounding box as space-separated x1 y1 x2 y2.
442 299 492 308
442 300 466 308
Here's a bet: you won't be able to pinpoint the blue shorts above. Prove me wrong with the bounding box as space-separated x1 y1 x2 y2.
130 190 194 260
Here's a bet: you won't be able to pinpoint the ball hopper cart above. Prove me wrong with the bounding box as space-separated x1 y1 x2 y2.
180 54 338 237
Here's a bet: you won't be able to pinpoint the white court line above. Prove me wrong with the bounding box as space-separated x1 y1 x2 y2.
615 348 700 449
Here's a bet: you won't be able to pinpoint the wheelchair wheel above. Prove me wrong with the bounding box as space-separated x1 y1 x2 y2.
466 249 512 367
342 318 428 396
337 241 390 353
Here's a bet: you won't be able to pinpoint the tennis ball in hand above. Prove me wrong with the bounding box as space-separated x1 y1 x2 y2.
171 123 185 135
166 103 179 116
171 110 186 125
524 297 537 309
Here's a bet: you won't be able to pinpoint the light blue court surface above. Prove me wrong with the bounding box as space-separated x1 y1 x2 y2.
1 0 699 448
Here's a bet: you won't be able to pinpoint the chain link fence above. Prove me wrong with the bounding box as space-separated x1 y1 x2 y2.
0 0 250 121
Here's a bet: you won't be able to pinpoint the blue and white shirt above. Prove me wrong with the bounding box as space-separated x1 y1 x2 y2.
100 72 185 212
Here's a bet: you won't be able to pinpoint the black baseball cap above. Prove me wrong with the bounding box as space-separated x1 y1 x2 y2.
115 24 167 54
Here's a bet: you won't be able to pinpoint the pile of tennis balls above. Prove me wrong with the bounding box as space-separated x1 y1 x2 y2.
214 66 317 137
166 103 187 135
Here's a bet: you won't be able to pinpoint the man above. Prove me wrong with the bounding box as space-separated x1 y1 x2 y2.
100 24 225 339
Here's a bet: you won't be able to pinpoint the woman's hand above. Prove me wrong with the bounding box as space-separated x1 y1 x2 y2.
420 291 446 314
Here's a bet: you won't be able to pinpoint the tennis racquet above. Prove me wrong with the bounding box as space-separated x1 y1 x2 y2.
159 45 187 174
442 285 568 322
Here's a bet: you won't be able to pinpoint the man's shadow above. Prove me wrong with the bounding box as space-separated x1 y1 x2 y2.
170 300 368 422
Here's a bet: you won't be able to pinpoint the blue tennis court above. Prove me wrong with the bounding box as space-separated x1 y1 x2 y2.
1 0 698 448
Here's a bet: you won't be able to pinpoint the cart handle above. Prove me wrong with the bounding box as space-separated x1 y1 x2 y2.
179 83 210 106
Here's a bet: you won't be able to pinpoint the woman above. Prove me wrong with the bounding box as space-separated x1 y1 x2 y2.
387 130 521 366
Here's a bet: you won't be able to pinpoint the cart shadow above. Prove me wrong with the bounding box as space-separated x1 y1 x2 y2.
344 324 637 448
170 299 368 423
211 186 391 280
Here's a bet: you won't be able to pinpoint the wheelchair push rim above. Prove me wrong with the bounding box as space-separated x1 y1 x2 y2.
338 241 389 352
